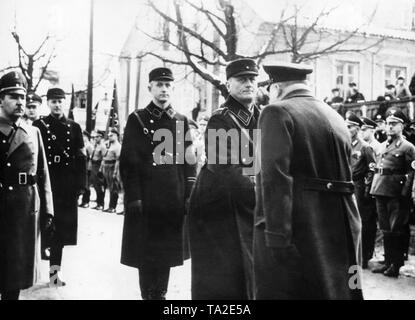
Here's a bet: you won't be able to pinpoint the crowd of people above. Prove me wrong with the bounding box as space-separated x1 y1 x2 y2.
0 57 414 301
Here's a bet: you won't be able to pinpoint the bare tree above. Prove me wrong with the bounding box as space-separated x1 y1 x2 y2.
0 31 58 92
137 0 384 99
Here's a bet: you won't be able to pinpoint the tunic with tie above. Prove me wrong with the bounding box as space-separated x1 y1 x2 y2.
189 95 260 300
0 117 53 292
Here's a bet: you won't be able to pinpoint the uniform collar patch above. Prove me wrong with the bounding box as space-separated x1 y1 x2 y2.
226 95 254 126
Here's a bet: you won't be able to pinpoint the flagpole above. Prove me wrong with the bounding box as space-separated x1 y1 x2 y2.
86 0 94 132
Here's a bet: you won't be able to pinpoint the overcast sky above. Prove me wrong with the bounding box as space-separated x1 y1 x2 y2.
0 0 413 99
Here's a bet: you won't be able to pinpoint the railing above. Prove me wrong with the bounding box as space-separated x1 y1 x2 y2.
331 96 415 121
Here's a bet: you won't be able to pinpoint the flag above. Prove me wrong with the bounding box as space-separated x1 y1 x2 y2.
105 80 120 138
68 84 75 120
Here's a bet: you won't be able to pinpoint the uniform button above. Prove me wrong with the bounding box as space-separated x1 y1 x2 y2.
65 163 69 166
2 140 6 143
327 183 333 190
47 131 51 134
48 162 52 165
177 130 181 134
48 146 51 149
152 163 156 166
177 142 181 145
67 139 70 142
48 138 51 141
150 120 154 123
242 158 246 162
67 147 70 150
67 131 70 134
46 124 50 127
245 144 248 148
8 186 13 191
6 163 11 167
151 130 154 134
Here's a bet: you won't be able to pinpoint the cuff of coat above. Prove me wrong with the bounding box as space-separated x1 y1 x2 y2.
265 230 291 248
185 176 196 198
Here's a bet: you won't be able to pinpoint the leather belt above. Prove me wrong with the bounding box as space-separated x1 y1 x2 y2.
0 173 37 189
103 160 116 164
296 177 355 194
91 160 102 164
374 168 405 175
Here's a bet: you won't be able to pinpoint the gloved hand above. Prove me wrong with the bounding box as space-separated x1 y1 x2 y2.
43 214 55 240
127 200 143 217
271 244 301 266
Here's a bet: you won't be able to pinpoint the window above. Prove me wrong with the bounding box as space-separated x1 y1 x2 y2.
335 61 359 96
384 65 407 87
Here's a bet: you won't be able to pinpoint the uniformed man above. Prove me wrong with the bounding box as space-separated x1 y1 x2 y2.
346 114 377 269
24 92 42 125
79 130 94 208
90 130 106 210
370 108 415 277
0 71 53 299
100 128 121 213
361 117 382 157
189 58 260 299
33 87 87 286
120 67 196 300
254 62 363 299
374 113 388 143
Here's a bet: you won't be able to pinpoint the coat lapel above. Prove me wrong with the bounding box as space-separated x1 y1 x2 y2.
8 119 30 157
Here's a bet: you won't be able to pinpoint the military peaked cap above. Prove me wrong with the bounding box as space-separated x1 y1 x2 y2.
0 71 27 94
47 87 66 100
345 113 364 127
26 92 42 105
149 67 174 82
263 61 312 83
386 108 407 124
226 58 259 79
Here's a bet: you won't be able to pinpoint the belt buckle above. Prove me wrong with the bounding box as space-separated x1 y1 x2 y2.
379 167 383 175
18 172 27 185
54 155 61 163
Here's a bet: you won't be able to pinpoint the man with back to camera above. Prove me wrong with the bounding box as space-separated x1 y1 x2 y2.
33 87 87 286
189 58 260 299
0 71 53 299
253 61 363 299
120 67 196 300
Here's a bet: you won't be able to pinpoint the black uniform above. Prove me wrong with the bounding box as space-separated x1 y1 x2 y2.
189 95 260 299
350 137 376 266
33 114 86 270
120 102 196 299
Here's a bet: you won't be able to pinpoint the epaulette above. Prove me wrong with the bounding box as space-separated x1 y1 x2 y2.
212 107 229 117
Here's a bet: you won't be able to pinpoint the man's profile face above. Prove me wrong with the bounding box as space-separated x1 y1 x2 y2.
360 127 373 142
0 91 26 121
386 120 403 138
347 124 359 139
48 98 65 117
148 80 173 104
25 103 39 121
227 75 257 104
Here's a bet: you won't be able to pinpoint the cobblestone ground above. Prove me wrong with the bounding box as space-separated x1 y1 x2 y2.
19 207 415 300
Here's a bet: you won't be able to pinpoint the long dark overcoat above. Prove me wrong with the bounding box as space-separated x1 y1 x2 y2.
120 102 196 268
254 84 363 300
189 95 260 300
0 119 53 291
33 115 86 246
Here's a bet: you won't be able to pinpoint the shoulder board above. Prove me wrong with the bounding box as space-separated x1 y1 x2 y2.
212 107 228 117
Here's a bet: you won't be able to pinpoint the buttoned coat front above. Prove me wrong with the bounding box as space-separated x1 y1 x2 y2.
0 119 53 292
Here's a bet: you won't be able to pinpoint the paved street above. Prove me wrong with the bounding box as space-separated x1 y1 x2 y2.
19 207 415 300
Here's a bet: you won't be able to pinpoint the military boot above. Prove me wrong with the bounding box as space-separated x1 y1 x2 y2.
383 234 402 278
372 233 390 273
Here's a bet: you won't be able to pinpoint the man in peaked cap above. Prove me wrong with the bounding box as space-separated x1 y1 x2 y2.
254 61 363 299
188 58 260 299
120 67 196 300
374 113 387 143
345 113 377 269
346 82 365 104
33 87 87 287
370 108 415 277
24 93 42 125
0 71 54 299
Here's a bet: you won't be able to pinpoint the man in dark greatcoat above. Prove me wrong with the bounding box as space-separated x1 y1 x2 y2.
33 87 87 286
345 114 377 269
253 62 363 300
0 71 54 299
120 67 196 300
189 59 260 299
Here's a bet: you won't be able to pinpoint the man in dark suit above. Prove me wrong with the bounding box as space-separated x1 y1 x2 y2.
253 62 363 299
370 108 415 277
33 88 87 286
120 67 196 300
189 59 260 299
